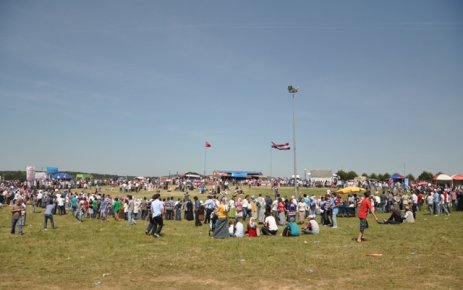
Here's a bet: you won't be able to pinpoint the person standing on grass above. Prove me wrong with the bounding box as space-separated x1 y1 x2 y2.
71 193 78 217
149 193 164 238
193 196 202 226
174 198 182 221
356 191 378 243
213 197 230 239
18 199 27 235
204 196 214 224
331 193 340 229
241 196 249 221
277 198 286 226
427 192 434 215
185 196 194 221
44 199 56 230
100 195 109 221
433 190 441 216
113 198 121 221
10 199 23 235
296 198 304 223
257 194 266 224
127 195 136 225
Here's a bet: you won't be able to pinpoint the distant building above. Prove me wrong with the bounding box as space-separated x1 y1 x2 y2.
308 169 336 186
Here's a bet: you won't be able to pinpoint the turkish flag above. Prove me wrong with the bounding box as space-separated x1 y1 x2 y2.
205 141 212 148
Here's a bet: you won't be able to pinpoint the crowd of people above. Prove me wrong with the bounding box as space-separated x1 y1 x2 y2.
2 179 463 241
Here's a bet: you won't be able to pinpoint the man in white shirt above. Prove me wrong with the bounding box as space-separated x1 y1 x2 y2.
149 193 164 238
261 212 278 235
302 215 320 234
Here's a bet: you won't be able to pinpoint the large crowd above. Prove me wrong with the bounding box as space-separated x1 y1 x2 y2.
3 179 463 239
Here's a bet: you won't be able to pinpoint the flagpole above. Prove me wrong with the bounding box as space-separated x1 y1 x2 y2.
288 85 299 198
203 146 207 177
270 144 273 178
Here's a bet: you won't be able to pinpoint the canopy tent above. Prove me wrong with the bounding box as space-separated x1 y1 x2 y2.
391 173 405 181
182 172 202 179
336 186 366 195
52 172 73 180
76 173 93 180
212 170 263 179
433 174 452 181
417 180 430 186
451 174 463 181
34 172 48 181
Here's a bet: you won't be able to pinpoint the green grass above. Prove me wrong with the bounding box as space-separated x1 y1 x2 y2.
1 186 462 289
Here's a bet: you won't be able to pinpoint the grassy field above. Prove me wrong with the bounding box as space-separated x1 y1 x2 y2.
1 186 462 290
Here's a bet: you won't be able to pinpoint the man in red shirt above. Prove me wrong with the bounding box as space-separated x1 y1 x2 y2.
357 191 379 243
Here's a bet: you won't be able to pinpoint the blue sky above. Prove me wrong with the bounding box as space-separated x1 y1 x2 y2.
1 0 462 177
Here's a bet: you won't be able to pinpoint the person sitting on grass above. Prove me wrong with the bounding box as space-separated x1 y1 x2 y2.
228 219 235 236
246 217 258 237
302 215 320 235
379 205 403 224
230 217 244 238
261 211 278 236
402 206 415 223
282 217 300 237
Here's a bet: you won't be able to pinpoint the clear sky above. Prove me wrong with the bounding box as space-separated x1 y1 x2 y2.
1 0 462 178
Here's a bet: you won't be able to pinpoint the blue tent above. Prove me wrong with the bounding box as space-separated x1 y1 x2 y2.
52 172 73 180
391 173 404 181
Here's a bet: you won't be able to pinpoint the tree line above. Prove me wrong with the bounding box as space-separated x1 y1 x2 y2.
0 170 437 182
0 171 120 181
335 170 435 182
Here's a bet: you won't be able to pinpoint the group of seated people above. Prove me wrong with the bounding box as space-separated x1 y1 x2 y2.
228 212 320 238
224 202 415 238
379 205 415 224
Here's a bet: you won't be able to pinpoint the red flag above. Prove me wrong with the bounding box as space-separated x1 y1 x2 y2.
271 141 290 150
205 141 212 148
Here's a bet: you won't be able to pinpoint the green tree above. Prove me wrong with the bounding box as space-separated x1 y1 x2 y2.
383 172 391 181
336 170 347 181
418 171 433 181
361 172 369 178
406 174 415 181
0 171 26 181
346 171 358 180
369 173 378 180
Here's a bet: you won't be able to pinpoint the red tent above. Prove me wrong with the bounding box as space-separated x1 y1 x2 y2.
452 174 463 181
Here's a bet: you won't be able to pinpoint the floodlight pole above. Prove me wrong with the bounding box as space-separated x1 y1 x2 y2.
288 85 299 198
203 147 207 177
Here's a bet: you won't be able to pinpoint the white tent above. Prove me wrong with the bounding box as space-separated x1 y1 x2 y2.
434 174 452 181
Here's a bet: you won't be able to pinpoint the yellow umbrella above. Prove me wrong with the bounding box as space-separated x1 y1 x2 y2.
336 186 366 194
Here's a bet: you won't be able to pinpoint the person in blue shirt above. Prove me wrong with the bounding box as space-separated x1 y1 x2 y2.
433 190 441 216
44 200 56 230
71 194 78 216
282 217 300 237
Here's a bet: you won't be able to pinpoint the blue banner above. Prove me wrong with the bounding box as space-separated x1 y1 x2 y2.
47 167 59 173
